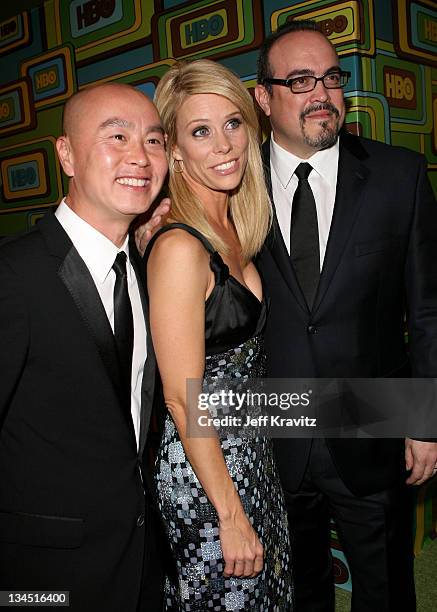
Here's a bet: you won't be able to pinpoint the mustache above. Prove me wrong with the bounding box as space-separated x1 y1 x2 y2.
300 102 340 120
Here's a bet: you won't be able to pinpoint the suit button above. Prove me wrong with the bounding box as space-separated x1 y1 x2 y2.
136 514 145 527
307 325 318 334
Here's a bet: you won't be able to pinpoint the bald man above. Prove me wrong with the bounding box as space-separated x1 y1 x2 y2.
0 84 168 611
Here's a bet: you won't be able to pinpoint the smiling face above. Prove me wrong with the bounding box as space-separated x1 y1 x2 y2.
56 84 168 242
172 93 249 202
255 30 346 158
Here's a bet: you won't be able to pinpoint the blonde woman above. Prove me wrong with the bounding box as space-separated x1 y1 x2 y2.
144 59 293 610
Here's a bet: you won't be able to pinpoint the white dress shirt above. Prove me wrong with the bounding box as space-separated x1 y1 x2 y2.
55 199 147 447
270 135 340 269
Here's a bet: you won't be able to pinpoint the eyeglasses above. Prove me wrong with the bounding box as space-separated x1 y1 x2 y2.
263 70 351 94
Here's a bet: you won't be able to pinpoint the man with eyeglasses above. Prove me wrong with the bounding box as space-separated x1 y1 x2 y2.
255 19 437 612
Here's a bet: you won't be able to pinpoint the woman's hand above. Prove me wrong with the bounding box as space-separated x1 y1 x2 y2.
219 509 264 578
134 197 170 256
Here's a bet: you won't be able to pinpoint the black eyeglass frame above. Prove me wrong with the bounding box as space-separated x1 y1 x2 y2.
263 70 351 93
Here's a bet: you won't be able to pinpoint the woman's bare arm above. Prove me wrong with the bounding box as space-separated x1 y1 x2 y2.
147 229 263 577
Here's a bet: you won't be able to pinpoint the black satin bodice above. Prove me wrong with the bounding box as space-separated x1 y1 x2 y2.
144 223 266 355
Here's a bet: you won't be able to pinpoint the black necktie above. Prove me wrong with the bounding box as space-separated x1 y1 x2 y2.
290 162 320 309
112 252 134 403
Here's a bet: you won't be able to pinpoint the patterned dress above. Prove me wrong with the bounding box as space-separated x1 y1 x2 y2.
146 224 293 611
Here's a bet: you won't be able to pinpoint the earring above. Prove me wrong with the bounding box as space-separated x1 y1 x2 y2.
172 159 184 174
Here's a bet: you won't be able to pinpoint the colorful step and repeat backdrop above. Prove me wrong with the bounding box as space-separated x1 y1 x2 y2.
0 0 436 237
0 0 437 589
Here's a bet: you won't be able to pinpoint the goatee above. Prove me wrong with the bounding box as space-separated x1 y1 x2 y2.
300 102 340 150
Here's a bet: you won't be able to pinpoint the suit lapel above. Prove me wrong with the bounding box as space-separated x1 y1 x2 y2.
262 140 309 314
312 131 370 312
39 212 128 417
130 242 156 456
58 247 123 400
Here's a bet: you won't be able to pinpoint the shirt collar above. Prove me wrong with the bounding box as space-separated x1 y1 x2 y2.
55 199 130 283
270 134 339 188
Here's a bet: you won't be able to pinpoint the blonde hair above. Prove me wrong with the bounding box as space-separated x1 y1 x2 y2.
154 59 271 264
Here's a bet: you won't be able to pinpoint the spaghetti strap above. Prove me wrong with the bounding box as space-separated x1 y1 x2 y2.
144 223 216 261
143 222 229 285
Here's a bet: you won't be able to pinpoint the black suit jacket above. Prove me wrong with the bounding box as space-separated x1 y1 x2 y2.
0 212 159 611
258 131 437 496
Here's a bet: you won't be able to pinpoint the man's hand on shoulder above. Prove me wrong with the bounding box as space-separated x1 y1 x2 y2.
405 438 437 485
135 197 171 256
